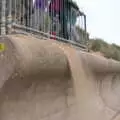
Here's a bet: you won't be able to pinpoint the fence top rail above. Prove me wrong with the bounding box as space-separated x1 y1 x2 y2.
11 23 88 50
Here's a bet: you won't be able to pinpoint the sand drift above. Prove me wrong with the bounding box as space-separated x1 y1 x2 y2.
0 34 120 120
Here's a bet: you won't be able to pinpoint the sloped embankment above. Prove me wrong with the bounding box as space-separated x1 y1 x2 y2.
0 34 120 120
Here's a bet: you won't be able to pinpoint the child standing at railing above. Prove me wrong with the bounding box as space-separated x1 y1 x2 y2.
49 0 61 38
49 0 69 39
31 0 50 32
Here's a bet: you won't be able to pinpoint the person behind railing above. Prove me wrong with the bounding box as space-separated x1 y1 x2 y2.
49 0 61 38
20 0 34 26
30 0 50 32
67 1 80 43
49 0 69 40
59 0 69 39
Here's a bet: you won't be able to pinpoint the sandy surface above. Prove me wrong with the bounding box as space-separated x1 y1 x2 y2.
0 34 120 120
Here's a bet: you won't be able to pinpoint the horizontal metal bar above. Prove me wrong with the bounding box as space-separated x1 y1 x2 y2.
12 23 87 49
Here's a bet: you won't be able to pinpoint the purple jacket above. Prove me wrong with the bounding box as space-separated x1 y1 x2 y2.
34 0 48 10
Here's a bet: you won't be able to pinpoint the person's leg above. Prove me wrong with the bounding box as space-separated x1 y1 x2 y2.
59 12 68 39
44 12 51 33
49 10 57 34
24 0 33 27
55 14 61 37
39 10 50 32
39 10 45 31
48 10 52 33
71 26 80 43
67 22 72 40
31 8 41 30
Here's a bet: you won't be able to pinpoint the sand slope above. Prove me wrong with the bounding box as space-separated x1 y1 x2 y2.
0 34 120 120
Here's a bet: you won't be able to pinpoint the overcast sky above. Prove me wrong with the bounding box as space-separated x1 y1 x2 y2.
74 0 120 45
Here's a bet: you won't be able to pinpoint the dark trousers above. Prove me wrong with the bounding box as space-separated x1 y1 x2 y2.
59 11 69 39
49 9 69 39
21 0 33 26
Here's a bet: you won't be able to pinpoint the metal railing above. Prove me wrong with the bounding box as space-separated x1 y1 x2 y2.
0 0 89 49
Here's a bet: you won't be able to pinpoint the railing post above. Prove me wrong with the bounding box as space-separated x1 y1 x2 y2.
84 15 89 51
6 0 12 34
84 15 87 47
1 0 6 35
84 15 87 37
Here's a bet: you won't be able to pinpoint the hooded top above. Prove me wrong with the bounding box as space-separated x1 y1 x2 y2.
49 0 71 13
49 0 62 13
34 0 48 10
